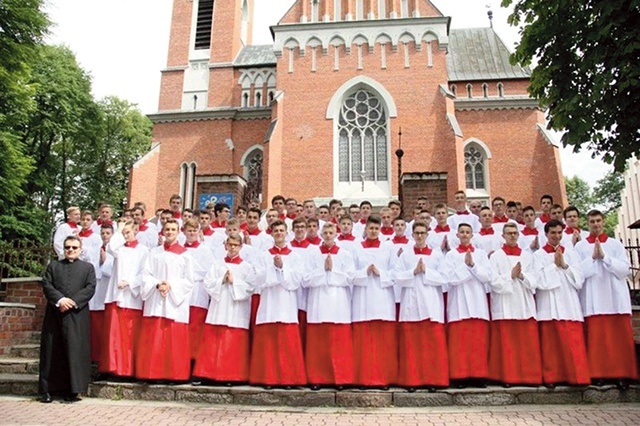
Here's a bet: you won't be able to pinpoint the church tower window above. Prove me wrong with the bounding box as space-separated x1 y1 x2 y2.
465 144 486 190
338 89 388 183
194 0 214 50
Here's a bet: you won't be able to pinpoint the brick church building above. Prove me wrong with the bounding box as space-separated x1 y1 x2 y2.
129 0 566 212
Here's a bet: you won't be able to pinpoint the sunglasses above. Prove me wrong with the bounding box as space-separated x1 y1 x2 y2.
64 245 80 250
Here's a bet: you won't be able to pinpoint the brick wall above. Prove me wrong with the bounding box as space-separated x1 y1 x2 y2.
0 278 45 354
401 172 448 218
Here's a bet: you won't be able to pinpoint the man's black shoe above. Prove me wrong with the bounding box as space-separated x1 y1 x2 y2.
40 393 52 403
64 393 81 403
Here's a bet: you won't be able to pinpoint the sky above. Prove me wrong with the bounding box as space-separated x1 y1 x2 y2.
43 0 612 187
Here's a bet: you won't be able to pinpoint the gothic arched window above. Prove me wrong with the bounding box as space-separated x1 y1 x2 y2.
465 144 486 190
243 148 263 201
338 89 388 183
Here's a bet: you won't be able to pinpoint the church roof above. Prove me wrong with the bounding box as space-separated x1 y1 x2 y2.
447 27 531 81
234 44 277 67
234 28 531 81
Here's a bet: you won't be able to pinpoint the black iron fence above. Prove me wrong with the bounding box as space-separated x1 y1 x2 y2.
626 239 640 305
0 240 56 280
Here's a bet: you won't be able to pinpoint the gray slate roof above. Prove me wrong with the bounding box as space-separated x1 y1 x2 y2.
233 28 531 81
234 44 277 66
447 27 531 81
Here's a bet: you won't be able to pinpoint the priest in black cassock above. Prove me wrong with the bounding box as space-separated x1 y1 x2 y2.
39 235 96 403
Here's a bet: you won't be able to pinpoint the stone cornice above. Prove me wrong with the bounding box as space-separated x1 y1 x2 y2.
272 16 450 55
148 108 272 123
454 96 542 111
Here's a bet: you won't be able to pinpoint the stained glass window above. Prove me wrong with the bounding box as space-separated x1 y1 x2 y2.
337 89 388 183
464 145 485 189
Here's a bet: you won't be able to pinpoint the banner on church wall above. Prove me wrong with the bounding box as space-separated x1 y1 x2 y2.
199 193 234 210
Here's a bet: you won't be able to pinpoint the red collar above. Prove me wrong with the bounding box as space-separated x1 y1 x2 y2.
392 235 409 244
456 244 475 253
240 222 248 230
522 227 538 236
138 220 149 232
586 233 608 243
172 211 182 219
338 233 355 241
97 219 113 226
278 213 286 221
246 227 261 236
361 238 381 248
269 245 292 255
320 244 340 255
564 226 581 235
78 229 93 238
380 226 394 235
456 210 470 215
435 224 450 233
211 220 226 228
479 227 494 236
542 243 564 254
202 226 215 236
502 244 522 256
291 239 310 248
224 255 242 264
413 245 432 255
67 221 78 229
286 213 297 220
306 236 322 245
493 215 508 223
539 213 551 223
185 241 200 248
359 218 367 224
164 242 187 254
265 228 272 235
124 240 139 248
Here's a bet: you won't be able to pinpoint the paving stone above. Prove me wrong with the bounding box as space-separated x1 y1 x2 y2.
516 389 582 405
393 391 453 407
453 391 515 406
336 391 393 407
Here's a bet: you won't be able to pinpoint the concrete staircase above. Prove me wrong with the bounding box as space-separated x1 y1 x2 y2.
0 330 638 407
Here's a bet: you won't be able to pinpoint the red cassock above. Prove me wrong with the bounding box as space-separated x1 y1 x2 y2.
90 310 104 363
539 320 590 385
135 316 190 380
584 314 639 380
249 323 307 385
194 325 250 382
188 306 207 360
397 320 448 387
488 319 542 385
447 318 490 380
99 303 142 376
352 321 398 386
305 323 354 385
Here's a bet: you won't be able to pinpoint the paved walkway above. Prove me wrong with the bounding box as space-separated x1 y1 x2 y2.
1 396 639 425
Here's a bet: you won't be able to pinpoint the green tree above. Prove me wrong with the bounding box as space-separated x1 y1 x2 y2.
564 175 594 216
593 171 624 214
0 0 49 209
502 0 640 171
75 96 152 212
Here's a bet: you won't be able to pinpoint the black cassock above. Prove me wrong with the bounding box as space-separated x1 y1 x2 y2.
39 259 96 395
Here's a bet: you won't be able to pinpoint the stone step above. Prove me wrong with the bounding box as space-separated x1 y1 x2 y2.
0 373 38 396
9 344 39 359
29 332 41 344
0 373 638 407
0 357 39 375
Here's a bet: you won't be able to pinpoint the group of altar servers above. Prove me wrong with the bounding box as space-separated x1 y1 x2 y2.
58 200 638 391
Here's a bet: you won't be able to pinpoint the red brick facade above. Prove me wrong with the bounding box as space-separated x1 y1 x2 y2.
0 279 45 354
131 0 566 213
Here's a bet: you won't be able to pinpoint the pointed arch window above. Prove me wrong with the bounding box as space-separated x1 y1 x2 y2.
338 89 388 183
243 148 263 202
465 144 487 190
